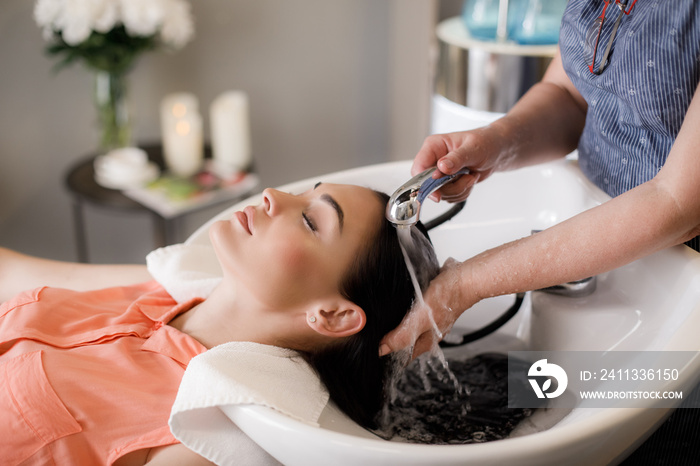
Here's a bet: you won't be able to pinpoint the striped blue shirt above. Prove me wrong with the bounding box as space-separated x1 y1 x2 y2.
559 0 700 198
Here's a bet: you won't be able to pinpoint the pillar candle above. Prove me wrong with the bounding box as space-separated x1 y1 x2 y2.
210 90 252 175
161 93 203 177
162 111 203 177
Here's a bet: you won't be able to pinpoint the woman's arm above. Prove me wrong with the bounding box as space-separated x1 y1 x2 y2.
411 49 587 202
382 81 700 357
479 49 588 170
0 247 152 303
465 80 700 294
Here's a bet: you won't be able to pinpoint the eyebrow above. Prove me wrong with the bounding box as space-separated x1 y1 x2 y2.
320 193 344 233
312 183 344 233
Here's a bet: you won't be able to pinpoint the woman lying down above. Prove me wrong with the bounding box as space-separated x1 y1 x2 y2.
0 182 438 465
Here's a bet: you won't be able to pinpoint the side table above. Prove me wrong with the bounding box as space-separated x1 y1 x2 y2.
64 143 254 262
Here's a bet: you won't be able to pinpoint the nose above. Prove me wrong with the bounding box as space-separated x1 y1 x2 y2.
262 188 295 216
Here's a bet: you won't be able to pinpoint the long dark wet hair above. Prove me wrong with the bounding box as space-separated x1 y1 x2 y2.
302 190 440 429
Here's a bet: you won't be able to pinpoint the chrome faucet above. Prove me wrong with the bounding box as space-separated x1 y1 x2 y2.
386 167 469 227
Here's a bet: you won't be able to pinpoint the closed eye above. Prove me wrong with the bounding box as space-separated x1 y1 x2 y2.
302 212 317 233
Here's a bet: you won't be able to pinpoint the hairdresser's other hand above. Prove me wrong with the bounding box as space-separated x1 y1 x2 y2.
379 258 476 359
412 127 507 203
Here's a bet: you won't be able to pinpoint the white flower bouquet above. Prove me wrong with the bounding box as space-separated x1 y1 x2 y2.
34 0 195 73
34 0 195 150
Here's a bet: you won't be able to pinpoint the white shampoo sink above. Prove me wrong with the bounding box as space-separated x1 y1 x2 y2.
187 159 700 466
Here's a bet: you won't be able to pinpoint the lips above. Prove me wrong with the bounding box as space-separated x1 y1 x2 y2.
234 206 255 235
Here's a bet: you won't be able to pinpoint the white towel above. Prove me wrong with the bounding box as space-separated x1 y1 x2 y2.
146 243 223 303
169 341 330 465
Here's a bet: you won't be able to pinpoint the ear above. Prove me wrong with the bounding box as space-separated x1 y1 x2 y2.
307 299 366 338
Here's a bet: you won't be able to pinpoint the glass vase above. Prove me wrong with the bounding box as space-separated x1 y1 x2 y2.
93 69 131 151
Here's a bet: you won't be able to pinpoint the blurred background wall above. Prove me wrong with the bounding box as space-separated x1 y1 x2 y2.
0 0 441 263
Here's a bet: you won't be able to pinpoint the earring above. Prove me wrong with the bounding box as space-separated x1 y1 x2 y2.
309 316 317 323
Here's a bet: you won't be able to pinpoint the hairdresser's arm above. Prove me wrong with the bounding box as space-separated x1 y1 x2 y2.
413 50 587 202
381 81 700 358
0 247 151 302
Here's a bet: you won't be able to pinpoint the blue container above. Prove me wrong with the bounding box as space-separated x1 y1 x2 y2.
509 0 567 45
461 0 566 45
461 0 517 41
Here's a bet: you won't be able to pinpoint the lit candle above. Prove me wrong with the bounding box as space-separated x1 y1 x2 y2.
161 93 203 177
210 90 252 175
161 92 199 124
163 112 203 177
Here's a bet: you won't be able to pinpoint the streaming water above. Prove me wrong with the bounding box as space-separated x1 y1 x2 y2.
396 226 443 340
394 226 460 391
374 225 533 444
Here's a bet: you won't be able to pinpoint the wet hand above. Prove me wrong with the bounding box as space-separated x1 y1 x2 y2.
379 258 475 359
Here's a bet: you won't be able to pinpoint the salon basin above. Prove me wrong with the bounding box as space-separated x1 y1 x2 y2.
187 159 700 466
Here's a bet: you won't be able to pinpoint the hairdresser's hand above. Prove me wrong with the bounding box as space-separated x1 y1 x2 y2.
379 258 477 359
412 127 508 203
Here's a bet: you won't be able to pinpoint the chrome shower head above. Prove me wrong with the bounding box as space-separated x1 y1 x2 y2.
386 167 469 227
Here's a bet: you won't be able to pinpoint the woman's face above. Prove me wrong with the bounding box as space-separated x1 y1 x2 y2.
209 183 383 310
